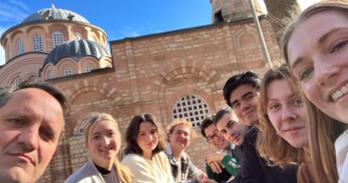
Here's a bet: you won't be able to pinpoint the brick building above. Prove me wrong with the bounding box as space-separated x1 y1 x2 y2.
0 1 283 182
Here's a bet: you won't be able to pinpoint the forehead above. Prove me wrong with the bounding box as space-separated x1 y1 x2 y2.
288 11 348 66
139 121 156 131
173 124 189 132
230 84 255 99
1 88 64 132
267 79 293 98
204 124 216 135
91 120 115 132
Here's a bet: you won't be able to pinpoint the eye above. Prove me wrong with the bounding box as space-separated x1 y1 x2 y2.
150 129 157 135
298 66 314 81
220 130 226 135
232 102 240 109
330 40 348 54
39 127 55 142
107 131 116 137
291 96 303 107
226 121 234 128
6 118 26 127
268 103 280 112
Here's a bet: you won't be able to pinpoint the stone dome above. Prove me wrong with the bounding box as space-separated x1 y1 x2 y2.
43 39 110 66
22 5 90 24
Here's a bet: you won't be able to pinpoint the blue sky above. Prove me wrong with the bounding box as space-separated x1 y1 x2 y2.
0 0 319 65
0 0 212 65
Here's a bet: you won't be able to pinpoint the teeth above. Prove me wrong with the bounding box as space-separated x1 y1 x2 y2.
331 83 348 101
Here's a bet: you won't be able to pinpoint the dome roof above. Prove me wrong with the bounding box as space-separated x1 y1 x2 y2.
22 5 90 24
43 39 110 66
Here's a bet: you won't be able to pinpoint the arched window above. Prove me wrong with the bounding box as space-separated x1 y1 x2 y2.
32 34 43 52
15 38 24 56
172 95 210 128
64 66 73 76
85 64 93 72
52 31 64 47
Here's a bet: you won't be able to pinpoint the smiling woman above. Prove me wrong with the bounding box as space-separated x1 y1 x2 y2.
121 113 174 183
281 1 348 182
64 112 131 183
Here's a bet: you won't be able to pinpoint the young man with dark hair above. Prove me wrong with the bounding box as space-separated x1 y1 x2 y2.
220 72 297 183
200 116 241 183
0 79 67 183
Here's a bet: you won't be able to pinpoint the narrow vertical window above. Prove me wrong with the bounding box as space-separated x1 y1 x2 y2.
85 64 93 72
16 38 24 56
52 31 64 47
32 34 43 52
64 66 73 76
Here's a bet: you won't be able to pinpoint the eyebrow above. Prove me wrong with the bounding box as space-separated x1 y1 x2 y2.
318 27 345 45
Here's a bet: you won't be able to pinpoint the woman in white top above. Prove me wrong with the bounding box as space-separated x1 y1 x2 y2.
65 113 131 183
282 1 348 182
121 113 174 183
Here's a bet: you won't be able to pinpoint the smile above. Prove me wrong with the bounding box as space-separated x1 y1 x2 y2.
331 83 348 101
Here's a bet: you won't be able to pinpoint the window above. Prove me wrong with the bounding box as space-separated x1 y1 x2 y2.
15 38 24 56
172 95 209 128
64 66 73 76
85 64 93 72
32 34 43 52
11 76 20 85
52 31 64 47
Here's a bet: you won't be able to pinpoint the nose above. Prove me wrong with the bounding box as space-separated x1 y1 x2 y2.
18 127 39 152
281 106 296 122
314 59 339 86
146 134 154 141
102 136 111 146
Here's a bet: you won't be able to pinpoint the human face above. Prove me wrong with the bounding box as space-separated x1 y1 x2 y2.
136 122 159 159
204 124 229 150
87 120 118 170
266 79 308 148
169 124 190 152
0 88 64 183
216 112 245 146
288 11 348 123
230 84 259 126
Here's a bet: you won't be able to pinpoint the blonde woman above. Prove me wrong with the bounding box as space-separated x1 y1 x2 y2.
281 1 348 182
65 113 131 183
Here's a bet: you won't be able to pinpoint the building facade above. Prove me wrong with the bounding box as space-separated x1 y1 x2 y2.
0 1 282 182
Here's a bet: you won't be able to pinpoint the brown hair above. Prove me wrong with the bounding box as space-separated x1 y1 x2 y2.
81 112 131 183
257 65 300 167
124 113 165 156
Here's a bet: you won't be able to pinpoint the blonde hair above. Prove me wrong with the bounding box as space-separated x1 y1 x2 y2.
257 65 300 167
166 118 195 142
82 112 132 183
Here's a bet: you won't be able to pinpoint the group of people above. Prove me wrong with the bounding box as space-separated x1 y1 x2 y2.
1 0 348 182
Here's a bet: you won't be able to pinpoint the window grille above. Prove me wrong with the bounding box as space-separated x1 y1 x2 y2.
172 95 209 128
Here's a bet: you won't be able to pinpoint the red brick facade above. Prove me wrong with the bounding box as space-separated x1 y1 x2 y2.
37 18 281 182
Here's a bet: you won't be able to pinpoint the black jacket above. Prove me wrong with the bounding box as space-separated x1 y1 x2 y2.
240 127 297 183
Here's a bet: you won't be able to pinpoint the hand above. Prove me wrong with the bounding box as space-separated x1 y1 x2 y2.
206 153 224 163
199 176 217 183
208 161 222 174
